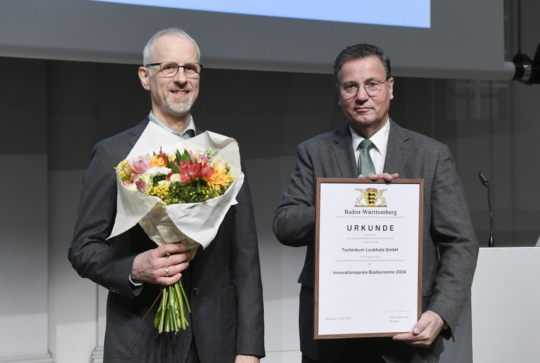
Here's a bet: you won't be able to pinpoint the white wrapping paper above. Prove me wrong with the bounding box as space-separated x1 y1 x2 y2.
107 122 244 258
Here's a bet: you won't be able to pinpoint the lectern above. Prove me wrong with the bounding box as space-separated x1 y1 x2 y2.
471 247 540 362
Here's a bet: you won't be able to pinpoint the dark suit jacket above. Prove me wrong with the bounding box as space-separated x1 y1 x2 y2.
69 118 265 363
273 120 478 363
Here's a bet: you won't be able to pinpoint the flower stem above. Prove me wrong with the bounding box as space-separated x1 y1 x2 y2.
153 279 191 333
179 282 191 313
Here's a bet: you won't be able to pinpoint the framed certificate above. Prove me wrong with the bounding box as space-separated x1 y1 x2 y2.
314 178 423 339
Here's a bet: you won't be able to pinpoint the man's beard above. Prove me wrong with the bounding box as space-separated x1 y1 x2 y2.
164 97 193 115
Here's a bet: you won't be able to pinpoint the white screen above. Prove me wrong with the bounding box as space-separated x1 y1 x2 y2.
0 0 510 80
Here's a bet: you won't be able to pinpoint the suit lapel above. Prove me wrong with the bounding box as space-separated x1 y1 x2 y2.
127 117 150 149
330 125 358 178
383 119 410 176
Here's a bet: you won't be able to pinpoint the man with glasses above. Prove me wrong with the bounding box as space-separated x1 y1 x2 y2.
70 28 264 363
273 44 478 362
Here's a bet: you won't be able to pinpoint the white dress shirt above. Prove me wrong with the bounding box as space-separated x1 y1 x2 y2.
350 118 391 175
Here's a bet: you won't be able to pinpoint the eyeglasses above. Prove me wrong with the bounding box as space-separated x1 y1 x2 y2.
340 79 388 99
145 61 203 78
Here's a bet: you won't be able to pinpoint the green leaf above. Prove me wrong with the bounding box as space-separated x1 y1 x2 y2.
169 162 181 174
193 179 203 194
182 149 191 162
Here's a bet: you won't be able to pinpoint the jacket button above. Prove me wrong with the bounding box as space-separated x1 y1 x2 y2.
192 288 198 296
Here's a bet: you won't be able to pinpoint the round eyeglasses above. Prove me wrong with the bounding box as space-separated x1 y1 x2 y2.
340 79 388 99
145 61 203 78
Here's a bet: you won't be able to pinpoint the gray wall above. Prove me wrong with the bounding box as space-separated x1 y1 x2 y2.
0 58 50 360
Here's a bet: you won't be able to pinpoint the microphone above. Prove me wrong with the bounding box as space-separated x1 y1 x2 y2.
478 172 489 187
478 172 494 247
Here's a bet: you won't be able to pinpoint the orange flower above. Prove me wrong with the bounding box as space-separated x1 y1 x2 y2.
151 155 167 168
208 168 232 190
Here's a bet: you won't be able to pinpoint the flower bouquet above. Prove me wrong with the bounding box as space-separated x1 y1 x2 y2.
108 129 244 333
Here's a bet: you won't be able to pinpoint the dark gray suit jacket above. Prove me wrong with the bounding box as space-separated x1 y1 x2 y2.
69 118 265 363
273 120 478 363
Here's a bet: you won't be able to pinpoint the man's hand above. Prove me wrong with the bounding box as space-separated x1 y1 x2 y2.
358 173 399 181
392 310 445 348
131 243 191 286
235 355 260 363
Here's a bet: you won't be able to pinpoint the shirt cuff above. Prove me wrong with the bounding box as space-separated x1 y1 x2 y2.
129 274 144 287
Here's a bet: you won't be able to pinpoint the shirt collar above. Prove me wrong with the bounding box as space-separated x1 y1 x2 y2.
350 117 391 157
149 111 196 139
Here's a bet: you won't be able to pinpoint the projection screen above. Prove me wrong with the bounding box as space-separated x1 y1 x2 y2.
0 0 512 80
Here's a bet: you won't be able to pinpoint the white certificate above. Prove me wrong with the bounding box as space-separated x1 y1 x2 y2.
315 179 423 339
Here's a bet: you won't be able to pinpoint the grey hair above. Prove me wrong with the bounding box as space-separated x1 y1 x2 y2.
143 28 200 66
333 43 392 85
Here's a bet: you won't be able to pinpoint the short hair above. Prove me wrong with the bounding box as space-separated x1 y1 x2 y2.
333 44 392 85
143 28 200 66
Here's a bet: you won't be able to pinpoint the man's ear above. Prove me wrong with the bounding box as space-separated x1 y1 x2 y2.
388 77 394 100
138 67 151 91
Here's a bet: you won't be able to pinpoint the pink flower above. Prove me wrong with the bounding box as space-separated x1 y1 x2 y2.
135 180 148 192
188 150 210 164
198 154 210 164
123 181 132 187
129 154 152 174
131 173 140 182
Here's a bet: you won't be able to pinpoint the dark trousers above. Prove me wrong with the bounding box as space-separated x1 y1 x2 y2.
302 336 443 363
186 339 200 363
302 339 385 363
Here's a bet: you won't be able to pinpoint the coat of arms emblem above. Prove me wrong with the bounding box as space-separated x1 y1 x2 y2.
355 188 387 207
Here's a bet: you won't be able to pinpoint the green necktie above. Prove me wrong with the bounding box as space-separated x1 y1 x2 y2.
358 139 376 176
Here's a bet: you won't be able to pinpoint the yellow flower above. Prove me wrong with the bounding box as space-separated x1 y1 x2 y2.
115 160 134 182
208 168 233 190
151 155 167 168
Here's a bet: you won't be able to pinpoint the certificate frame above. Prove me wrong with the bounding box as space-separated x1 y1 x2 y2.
314 178 424 339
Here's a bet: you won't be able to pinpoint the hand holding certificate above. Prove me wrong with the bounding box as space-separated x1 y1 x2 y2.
315 178 423 339
393 310 445 347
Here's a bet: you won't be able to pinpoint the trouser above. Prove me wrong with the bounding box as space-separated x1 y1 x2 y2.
302 335 443 363
302 339 385 363
186 339 200 363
